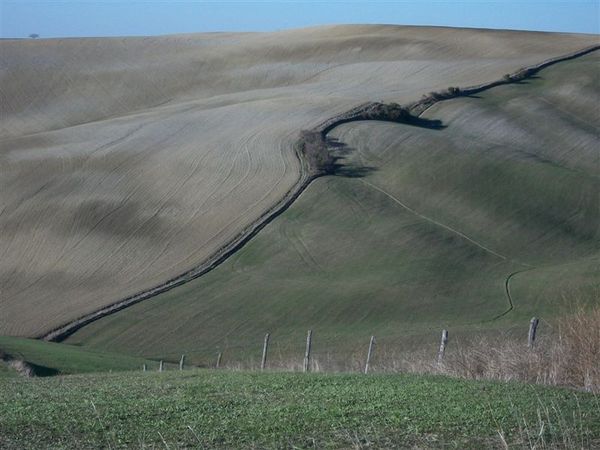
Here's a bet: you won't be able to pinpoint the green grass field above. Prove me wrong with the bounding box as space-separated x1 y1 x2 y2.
64 53 599 366
1 370 598 449
0 336 154 375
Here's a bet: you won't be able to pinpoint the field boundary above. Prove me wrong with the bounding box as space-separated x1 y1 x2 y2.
41 143 316 341
40 44 599 342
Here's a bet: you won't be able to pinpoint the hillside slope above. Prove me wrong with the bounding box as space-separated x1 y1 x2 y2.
0 26 597 337
0 335 153 375
65 52 599 365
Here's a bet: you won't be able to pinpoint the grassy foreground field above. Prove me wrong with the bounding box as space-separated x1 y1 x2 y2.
66 53 599 365
1 370 598 449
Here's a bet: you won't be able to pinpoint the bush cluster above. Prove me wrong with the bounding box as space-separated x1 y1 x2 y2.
503 68 535 83
420 86 461 104
360 102 411 122
297 130 335 175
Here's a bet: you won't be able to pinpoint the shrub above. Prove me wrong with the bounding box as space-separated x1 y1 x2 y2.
431 306 600 392
361 102 411 122
510 68 534 82
297 130 335 175
428 91 443 100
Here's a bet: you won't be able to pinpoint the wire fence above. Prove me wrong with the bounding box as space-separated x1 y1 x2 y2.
145 317 543 375
139 311 600 393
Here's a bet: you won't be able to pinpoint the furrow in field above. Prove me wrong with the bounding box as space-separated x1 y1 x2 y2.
38 44 599 342
2 26 597 337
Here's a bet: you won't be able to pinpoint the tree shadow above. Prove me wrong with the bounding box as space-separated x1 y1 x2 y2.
322 111 448 177
28 362 60 377
510 78 539 85
325 137 377 178
405 116 446 130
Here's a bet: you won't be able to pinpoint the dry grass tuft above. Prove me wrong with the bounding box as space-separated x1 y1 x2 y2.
396 306 600 392
555 306 600 391
496 397 598 449
6 359 35 377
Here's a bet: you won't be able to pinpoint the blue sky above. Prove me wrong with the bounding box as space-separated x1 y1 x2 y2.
1 1 598 38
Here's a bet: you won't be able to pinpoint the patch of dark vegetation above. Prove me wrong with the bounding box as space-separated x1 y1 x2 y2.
422 87 462 102
354 102 446 129
504 67 535 82
420 86 458 103
358 102 411 121
318 101 445 136
297 133 377 178
358 102 446 129
297 130 336 175
408 45 599 116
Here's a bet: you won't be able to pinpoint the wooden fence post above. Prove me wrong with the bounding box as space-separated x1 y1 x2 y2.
437 329 448 365
216 352 222 369
303 330 312 373
142 364 147 372
364 335 376 374
528 317 539 348
261 333 270 371
179 355 185 371
159 360 164 372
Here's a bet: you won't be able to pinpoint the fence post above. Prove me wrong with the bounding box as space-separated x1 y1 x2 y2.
142 364 147 372
437 329 448 365
528 317 539 348
179 355 185 371
159 360 164 372
303 330 312 373
216 352 222 369
261 333 270 371
364 335 376 374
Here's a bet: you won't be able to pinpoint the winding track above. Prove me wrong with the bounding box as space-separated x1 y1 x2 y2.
359 179 510 261
41 44 600 342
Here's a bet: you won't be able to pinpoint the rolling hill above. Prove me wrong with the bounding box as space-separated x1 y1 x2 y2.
64 51 599 366
0 335 153 375
0 25 597 338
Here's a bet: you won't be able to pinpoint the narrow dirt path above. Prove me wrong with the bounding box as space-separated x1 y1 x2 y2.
359 179 510 261
41 45 599 342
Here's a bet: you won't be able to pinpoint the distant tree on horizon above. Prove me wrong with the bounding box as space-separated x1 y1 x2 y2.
28 33 40 39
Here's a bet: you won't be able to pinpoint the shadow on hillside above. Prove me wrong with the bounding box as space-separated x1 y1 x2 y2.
322 111 449 177
406 116 446 129
29 362 60 377
513 75 541 84
1 355 60 377
326 138 377 178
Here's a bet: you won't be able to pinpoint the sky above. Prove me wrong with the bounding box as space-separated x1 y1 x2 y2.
1 1 598 39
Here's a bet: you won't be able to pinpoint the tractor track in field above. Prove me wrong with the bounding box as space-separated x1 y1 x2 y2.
40 44 599 342
359 179 510 261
